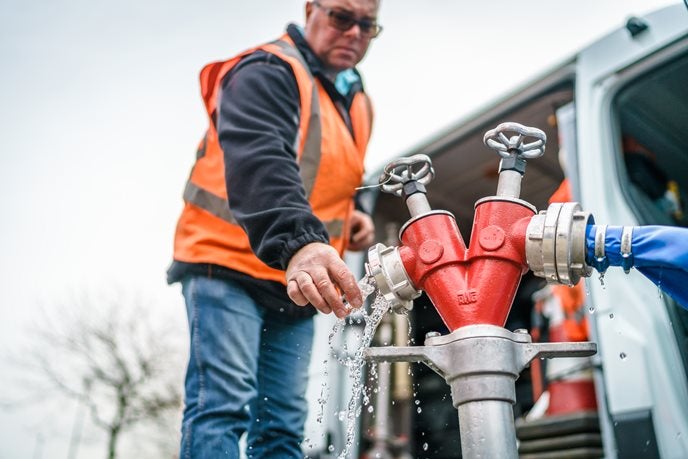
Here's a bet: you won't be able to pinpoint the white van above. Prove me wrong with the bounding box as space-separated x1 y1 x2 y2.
306 3 688 458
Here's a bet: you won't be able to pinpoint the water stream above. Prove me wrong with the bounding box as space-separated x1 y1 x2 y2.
308 275 393 458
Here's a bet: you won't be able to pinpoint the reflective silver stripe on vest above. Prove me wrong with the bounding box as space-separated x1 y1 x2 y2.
271 39 322 198
184 181 237 224
324 219 344 238
184 181 345 238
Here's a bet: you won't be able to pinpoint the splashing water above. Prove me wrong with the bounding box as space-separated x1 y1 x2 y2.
404 310 414 345
316 274 392 459
359 276 376 299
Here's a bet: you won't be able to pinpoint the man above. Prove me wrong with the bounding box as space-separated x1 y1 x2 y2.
623 135 686 226
167 0 381 457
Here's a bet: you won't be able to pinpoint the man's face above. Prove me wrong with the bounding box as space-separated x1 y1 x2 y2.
304 0 380 73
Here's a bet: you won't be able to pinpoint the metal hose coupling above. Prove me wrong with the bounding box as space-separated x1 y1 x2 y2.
526 202 595 286
365 243 421 314
590 225 634 274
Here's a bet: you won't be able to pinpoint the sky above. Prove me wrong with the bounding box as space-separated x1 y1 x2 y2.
0 0 677 457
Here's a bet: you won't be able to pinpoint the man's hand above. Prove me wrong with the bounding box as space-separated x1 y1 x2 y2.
286 242 363 318
347 210 375 252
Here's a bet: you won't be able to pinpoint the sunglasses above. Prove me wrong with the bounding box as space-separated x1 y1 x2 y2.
312 1 383 38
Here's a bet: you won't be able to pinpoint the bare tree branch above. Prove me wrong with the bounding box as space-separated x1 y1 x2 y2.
8 289 185 459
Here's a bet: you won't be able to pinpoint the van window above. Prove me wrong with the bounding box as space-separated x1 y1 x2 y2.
616 54 688 227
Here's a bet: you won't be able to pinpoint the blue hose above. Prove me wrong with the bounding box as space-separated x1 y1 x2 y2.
586 225 688 310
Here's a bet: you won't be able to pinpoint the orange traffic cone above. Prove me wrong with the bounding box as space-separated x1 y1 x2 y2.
535 283 597 416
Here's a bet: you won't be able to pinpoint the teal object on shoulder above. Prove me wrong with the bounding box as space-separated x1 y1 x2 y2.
335 69 360 97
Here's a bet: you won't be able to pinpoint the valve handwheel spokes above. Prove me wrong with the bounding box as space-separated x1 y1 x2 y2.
379 154 435 197
483 122 546 159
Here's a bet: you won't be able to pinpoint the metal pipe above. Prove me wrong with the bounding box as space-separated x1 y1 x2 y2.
458 400 518 459
372 320 392 454
496 169 523 198
405 193 432 218
392 314 412 401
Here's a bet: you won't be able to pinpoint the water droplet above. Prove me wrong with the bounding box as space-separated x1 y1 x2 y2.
588 305 596 314
620 352 627 360
423 443 429 451
415 399 421 405
367 405 374 413
417 407 422 413
609 313 614 319
279 307 284 312
328 444 335 453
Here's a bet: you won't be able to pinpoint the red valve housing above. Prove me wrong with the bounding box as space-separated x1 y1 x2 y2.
399 200 534 330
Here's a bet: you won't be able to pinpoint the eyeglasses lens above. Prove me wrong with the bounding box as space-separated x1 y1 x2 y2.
328 9 379 37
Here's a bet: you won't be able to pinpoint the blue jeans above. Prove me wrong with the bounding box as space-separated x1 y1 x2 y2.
180 275 314 459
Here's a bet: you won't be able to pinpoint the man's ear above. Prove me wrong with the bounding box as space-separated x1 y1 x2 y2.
305 1 314 22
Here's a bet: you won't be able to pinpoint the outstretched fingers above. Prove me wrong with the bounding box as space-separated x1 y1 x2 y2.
288 268 337 315
328 258 363 313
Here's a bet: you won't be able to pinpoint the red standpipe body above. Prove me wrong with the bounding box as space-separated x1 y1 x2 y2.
399 200 534 331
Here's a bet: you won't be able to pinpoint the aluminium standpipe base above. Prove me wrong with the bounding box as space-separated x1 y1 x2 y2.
364 324 597 459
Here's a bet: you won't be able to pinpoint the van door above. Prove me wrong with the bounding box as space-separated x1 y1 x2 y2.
574 5 688 458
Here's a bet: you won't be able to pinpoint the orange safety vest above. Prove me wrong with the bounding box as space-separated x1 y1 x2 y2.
172 35 373 285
